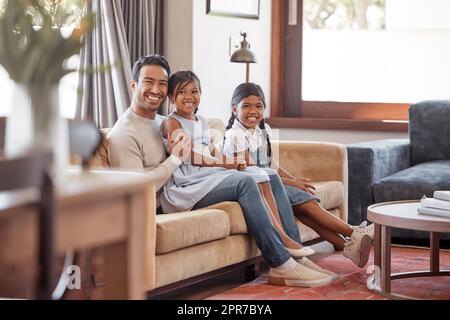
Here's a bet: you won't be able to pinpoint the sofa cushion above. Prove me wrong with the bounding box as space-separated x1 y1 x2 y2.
373 160 450 203
154 235 259 289
409 100 450 165
313 181 344 210
155 209 230 254
207 201 247 235
90 128 110 168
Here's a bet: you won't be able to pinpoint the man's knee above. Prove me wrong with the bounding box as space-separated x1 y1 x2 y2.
237 174 258 191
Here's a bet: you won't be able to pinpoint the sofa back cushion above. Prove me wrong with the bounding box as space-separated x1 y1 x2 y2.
91 118 226 168
90 128 111 168
409 100 450 165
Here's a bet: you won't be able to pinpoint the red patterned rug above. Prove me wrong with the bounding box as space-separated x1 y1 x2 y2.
207 246 450 300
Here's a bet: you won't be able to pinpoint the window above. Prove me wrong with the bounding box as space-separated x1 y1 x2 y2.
0 0 84 119
269 0 450 131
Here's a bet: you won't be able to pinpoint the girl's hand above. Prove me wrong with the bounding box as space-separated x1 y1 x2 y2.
293 178 316 195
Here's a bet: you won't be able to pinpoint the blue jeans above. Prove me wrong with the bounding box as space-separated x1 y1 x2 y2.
193 173 293 267
267 174 302 244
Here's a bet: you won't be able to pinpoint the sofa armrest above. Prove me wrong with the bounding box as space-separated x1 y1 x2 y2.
346 139 411 224
272 140 348 221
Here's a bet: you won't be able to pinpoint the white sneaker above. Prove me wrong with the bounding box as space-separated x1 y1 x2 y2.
351 223 374 242
343 234 372 268
287 246 315 258
353 221 367 228
296 257 339 281
268 262 334 287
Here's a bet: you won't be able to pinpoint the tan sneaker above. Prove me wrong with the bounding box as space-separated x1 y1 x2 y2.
268 262 334 287
343 234 372 268
287 246 315 258
296 257 339 281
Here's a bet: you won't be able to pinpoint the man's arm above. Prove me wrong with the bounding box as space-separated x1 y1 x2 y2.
108 131 182 191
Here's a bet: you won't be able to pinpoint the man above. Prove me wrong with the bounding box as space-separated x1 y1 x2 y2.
108 54 335 287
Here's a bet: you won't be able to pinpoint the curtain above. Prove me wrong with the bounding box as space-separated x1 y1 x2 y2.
120 0 164 66
76 0 132 129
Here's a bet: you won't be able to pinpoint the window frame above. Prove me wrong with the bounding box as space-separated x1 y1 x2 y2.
268 0 409 132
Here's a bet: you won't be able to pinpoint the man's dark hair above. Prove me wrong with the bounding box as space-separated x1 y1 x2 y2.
132 54 171 82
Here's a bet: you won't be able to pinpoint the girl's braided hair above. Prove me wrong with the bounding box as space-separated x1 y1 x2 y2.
223 83 272 163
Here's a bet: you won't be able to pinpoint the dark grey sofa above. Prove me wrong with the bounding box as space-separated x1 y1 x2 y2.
347 100 450 240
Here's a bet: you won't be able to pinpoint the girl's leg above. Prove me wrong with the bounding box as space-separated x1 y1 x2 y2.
295 214 347 251
293 200 354 237
258 183 302 249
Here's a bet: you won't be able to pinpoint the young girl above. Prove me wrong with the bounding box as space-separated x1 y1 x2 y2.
221 82 375 268
159 71 315 258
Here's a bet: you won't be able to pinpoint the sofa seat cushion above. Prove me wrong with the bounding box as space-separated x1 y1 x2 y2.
312 181 344 210
206 201 247 235
155 209 230 254
154 235 260 289
373 160 450 203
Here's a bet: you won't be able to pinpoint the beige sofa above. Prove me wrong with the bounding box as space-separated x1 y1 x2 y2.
92 119 348 297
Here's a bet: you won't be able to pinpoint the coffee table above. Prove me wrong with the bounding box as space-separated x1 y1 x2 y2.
367 200 450 300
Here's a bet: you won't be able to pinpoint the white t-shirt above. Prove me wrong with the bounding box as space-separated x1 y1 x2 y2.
221 120 272 157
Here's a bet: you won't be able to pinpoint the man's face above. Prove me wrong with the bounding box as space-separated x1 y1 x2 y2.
131 64 169 112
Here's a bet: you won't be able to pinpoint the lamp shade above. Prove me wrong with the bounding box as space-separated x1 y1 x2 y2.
230 33 257 63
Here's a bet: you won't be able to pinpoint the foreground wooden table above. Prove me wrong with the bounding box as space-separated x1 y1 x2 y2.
0 168 155 299
367 200 450 300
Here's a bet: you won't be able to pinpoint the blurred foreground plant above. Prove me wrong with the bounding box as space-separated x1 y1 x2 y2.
0 0 94 87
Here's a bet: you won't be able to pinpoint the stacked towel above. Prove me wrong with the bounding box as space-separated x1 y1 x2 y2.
418 191 450 218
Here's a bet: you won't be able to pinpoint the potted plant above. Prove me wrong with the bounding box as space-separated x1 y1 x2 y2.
0 0 94 183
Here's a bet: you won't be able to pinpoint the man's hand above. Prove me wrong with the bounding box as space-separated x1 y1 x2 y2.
292 177 316 195
168 131 191 162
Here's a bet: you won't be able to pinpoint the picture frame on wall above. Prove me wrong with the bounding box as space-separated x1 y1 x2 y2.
206 0 260 20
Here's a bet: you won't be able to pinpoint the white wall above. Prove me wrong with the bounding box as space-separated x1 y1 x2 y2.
192 0 272 123
165 0 272 123
164 0 194 72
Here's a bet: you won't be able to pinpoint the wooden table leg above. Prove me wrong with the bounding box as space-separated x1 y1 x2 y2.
102 191 147 300
103 241 127 299
126 192 147 300
380 225 391 293
430 232 440 273
374 223 381 268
